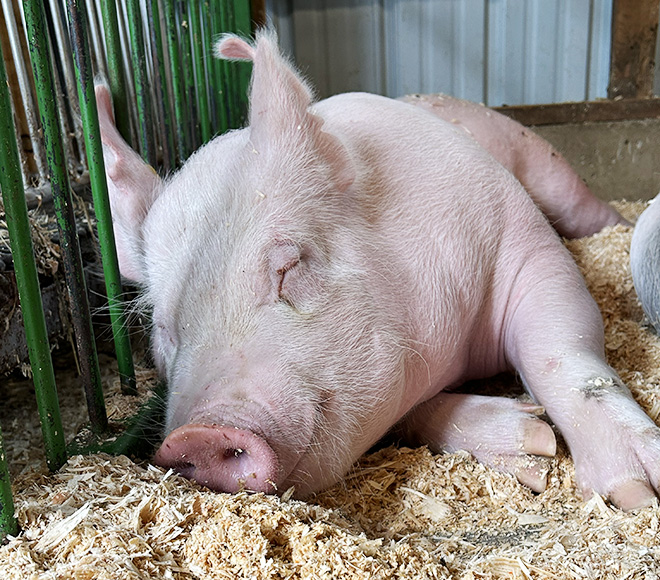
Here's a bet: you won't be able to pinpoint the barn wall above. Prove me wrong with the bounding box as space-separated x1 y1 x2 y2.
266 0 615 106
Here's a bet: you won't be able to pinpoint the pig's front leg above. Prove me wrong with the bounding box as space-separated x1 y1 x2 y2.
399 392 557 491
508 249 660 511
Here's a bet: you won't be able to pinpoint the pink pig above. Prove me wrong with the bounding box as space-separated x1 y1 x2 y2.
96 30 659 511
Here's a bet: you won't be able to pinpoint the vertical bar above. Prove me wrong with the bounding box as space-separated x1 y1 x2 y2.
0 37 66 472
22 0 105 434
124 0 157 166
250 0 266 28
98 0 131 142
189 0 211 143
114 0 138 147
199 1 217 134
181 2 198 150
67 0 135 401
1 0 48 184
46 0 86 169
223 1 239 128
233 0 252 124
210 0 229 135
0 426 18 539
86 0 108 78
150 0 175 170
163 0 187 160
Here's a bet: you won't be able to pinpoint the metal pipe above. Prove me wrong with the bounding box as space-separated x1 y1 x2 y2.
0 426 18 540
46 0 86 171
162 0 187 161
1 0 48 184
124 0 156 166
221 0 238 128
189 1 210 144
87 0 108 79
114 0 138 149
233 0 252 124
147 0 173 169
67 0 136 399
181 2 198 151
98 0 132 144
22 0 105 434
209 0 229 135
0 34 65 473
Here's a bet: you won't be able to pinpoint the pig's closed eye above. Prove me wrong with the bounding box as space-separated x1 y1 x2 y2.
276 257 300 304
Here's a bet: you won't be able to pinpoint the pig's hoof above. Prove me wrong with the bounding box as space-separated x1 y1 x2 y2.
567 399 660 511
478 415 556 492
402 394 557 493
490 454 552 493
608 480 656 511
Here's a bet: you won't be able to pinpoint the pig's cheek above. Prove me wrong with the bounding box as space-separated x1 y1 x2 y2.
151 323 177 376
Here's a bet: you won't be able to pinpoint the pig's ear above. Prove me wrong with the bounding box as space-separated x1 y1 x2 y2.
215 31 355 192
95 81 161 284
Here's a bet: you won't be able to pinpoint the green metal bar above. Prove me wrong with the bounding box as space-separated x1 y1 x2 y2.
233 0 252 125
200 2 216 134
222 1 238 128
124 0 157 166
189 1 211 143
181 2 198 151
98 0 131 143
0 36 66 473
0 426 18 539
67 0 136 399
150 0 176 170
22 0 105 435
210 0 229 135
163 0 187 160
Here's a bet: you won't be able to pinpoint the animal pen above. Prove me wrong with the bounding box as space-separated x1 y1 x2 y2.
0 0 659 578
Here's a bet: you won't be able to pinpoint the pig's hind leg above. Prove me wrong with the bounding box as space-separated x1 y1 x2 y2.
399 392 557 492
506 247 660 510
402 94 628 239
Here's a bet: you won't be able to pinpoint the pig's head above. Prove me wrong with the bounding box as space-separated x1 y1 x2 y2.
96 31 408 496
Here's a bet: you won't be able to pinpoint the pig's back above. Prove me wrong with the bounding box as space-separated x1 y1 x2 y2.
313 92 547 250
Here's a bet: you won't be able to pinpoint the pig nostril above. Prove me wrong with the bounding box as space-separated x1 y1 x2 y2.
225 447 245 459
154 423 280 494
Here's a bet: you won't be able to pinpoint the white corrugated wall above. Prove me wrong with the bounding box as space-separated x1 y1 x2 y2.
266 0 615 106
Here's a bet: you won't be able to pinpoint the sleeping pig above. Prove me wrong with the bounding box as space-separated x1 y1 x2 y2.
96 30 660 511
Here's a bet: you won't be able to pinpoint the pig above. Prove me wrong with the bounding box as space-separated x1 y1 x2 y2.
399 94 629 238
96 30 660 511
631 195 660 334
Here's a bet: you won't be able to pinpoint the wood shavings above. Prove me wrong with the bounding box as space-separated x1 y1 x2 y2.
1 200 660 578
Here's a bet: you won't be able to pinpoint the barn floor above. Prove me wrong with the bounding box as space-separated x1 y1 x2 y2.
0 201 659 579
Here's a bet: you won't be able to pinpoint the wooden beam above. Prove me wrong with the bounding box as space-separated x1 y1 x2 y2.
608 0 660 99
494 97 660 126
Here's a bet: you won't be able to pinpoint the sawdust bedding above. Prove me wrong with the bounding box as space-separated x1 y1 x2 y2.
1 200 659 579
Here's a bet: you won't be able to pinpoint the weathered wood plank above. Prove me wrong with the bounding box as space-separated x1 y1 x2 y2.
494 98 660 126
608 0 660 99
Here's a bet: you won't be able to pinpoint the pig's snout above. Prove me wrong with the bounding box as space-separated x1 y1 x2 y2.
153 424 280 493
